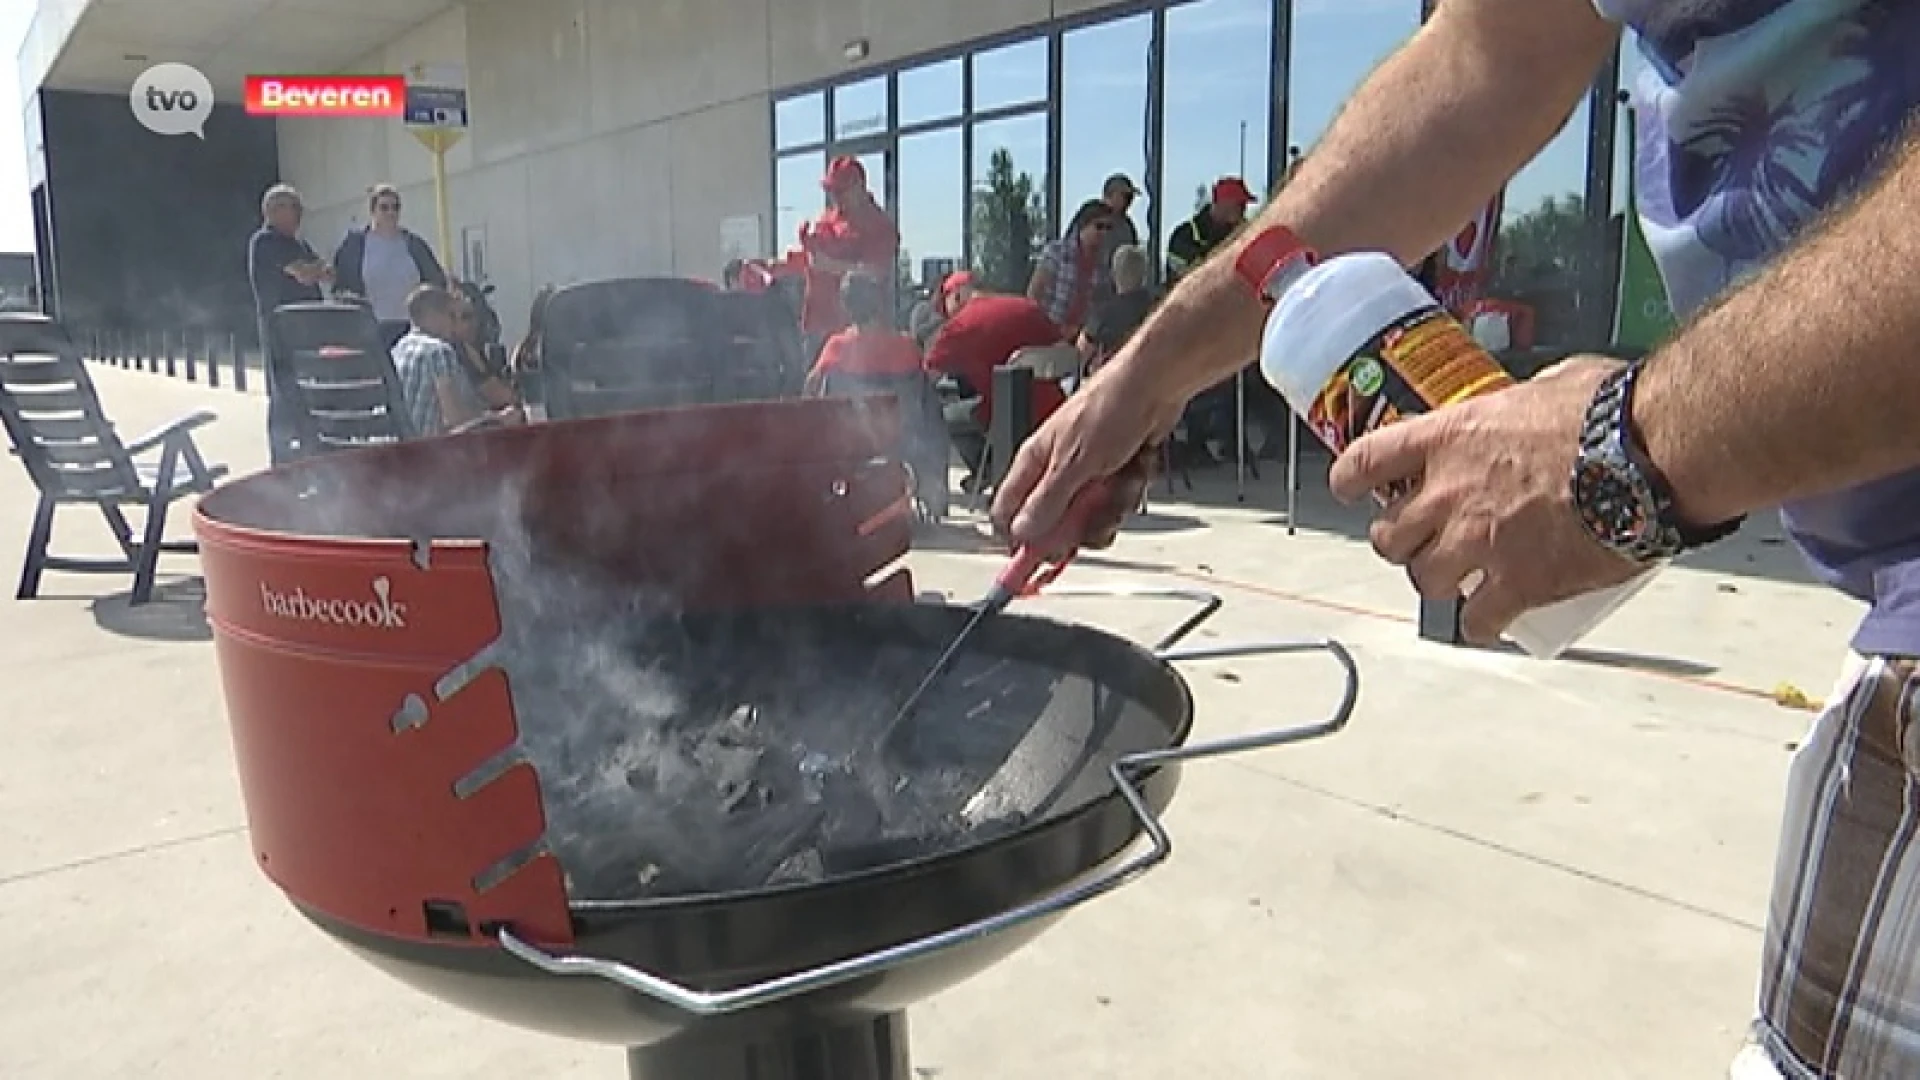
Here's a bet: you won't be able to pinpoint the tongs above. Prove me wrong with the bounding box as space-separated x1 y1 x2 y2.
874 479 1114 753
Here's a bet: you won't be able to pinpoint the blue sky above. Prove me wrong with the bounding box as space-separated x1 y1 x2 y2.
777 0 1628 271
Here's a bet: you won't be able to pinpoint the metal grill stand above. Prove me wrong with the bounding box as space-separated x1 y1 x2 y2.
626 1013 909 1080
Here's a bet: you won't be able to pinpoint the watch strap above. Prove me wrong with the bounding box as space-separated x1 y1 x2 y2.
1613 361 1744 549
1233 224 1316 304
1584 361 1743 553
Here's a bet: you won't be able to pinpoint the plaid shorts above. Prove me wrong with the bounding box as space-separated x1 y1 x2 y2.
1742 654 1920 1078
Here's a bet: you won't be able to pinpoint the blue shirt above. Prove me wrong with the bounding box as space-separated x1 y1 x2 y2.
1597 0 1920 655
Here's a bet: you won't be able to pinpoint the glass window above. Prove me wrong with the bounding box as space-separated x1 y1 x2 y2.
970 112 1049 293
775 152 825 256
774 93 824 151
897 127 965 295
1494 93 1600 349
1286 0 1418 157
1161 0 1273 264
899 58 962 127
971 37 1047 114
832 77 888 142
1060 14 1151 254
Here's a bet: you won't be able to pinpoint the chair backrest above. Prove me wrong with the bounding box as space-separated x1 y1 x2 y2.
541 277 804 420
1008 343 1082 380
0 313 146 500
271 302 413 452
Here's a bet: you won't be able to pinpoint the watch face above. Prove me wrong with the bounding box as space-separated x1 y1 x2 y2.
1573 456 1652 550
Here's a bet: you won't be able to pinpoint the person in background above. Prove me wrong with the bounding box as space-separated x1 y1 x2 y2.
805 272 924 396
448 289 522 418
798 156 900 354
391 285 514 438
247 183 332 465
925 270 1068 485
330 183 449 351
1165 176 1255 283
1096 174 1144 300
1027 199 1117 342
1079 244 1157 378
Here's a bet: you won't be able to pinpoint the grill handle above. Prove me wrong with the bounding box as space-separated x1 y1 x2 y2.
1023 582 1223 651
497 636 1358 1016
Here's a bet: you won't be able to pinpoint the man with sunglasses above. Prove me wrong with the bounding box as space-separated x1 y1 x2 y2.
331 183 449 351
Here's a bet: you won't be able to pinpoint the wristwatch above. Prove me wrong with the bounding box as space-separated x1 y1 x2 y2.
1570 360 1742 563
1233 224 1317 304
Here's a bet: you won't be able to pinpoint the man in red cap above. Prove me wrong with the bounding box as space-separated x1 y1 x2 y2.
923 269 1068 486
1165 176 1256 283
797 156 900 350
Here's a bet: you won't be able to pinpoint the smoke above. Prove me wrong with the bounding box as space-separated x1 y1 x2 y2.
213 406 1109 906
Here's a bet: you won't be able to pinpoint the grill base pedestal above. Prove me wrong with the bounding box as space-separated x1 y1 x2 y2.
625 1011 909 1080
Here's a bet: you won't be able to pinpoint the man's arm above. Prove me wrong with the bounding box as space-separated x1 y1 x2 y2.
1634 131 1920 525
1109 0 1619 403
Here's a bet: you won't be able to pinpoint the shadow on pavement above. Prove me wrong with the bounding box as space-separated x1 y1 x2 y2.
90 577 210 643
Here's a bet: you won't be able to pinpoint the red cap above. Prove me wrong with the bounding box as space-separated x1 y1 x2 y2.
938 270 973 301
1212 176 1256 205
823 156 867 192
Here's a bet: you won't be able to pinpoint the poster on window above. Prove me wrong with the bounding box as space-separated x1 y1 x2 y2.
1421 0 1504 319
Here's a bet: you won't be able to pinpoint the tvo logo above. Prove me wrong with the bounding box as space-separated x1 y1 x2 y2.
130 63 214 138
260 576 408 629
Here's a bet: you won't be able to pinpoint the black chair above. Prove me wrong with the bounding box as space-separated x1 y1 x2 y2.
818 369 950 522
541 277 805 421
0 313 227 603
270 302 414 453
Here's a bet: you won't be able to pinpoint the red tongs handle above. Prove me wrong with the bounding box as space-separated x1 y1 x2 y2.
993 478 1116 599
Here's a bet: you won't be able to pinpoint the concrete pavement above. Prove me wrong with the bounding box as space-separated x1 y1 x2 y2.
0 364 1862 1078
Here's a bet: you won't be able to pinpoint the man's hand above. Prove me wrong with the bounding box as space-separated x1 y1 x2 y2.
990 363 1183 550
1327 355 1640 644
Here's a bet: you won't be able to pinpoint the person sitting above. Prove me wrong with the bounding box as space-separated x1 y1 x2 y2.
924 271 1068 485
1079 244 1158 378
808 272 948 519
391 285 519 437
1026 199 1116 342
449 289 522 418
805 272 925 395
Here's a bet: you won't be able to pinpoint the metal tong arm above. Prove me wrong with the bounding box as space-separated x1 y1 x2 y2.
497 637 1359 1016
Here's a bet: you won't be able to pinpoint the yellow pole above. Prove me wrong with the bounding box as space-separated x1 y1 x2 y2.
431 132 453 272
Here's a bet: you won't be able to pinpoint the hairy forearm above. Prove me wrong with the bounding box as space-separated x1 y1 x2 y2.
1635 131 1920 525
1109 0 1618 404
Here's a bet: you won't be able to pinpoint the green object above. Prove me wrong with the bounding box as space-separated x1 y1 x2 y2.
1612 109 1677 351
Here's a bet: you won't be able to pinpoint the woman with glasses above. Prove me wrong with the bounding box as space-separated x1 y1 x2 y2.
1026 200 1116 343
331 183 449 351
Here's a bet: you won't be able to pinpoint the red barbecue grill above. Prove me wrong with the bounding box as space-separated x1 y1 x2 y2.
194 396 1358 1079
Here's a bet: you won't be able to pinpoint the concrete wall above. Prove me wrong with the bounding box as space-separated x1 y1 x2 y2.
276 0 1128 341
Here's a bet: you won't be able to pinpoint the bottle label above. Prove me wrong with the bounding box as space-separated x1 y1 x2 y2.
1304 304 1513 454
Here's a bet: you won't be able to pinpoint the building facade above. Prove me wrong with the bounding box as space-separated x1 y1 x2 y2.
21 0 1625 347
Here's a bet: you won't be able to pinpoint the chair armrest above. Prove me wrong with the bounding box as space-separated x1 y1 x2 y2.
124 410 217 455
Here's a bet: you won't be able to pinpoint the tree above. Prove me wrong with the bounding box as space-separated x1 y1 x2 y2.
969 149 1045 294
1489 193 1595 298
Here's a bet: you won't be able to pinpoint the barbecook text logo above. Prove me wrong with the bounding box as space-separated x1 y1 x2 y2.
130 63 214 138
260 576 408 629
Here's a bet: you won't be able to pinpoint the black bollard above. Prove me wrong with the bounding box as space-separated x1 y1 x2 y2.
986 365 1035 496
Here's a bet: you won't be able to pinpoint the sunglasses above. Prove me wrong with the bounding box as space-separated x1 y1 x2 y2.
375 201 401 211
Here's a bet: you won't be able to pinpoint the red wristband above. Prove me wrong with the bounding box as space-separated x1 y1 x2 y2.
1233 224 1317 304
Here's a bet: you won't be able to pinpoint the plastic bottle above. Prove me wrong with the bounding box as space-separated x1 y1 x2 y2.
1258 251 1657 659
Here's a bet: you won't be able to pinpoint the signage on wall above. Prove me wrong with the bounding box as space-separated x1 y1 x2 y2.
403 85 468 130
